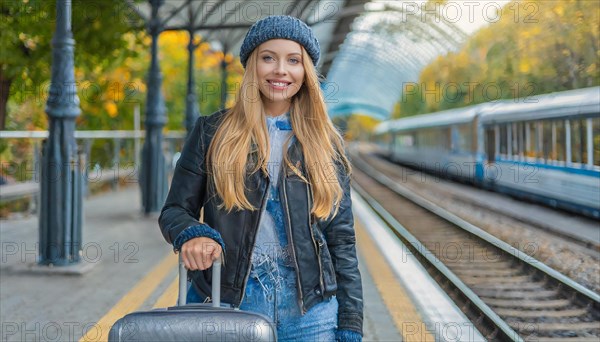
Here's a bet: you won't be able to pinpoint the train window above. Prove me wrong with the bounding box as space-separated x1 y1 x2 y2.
570 118 587 164
517 122 525 158
439 128 450 151
457 124 472 152
525 122 537 158
421 130 429 148
438 128 447 149
525 122 530 157
394 134 401 149
554 120 566 163
397 134 414 147
536 122 543 159
418 131 425 148
428 130 433 148
506 124 513 157
542 121 552 162
511 123 518 156
429 129 434 148
593 117 600 166
499 124 507 155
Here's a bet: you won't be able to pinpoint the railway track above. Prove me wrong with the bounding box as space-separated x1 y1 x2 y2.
357 145 600 255
350 150 600 341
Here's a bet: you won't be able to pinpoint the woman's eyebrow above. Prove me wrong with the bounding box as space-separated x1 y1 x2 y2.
259 49 302 56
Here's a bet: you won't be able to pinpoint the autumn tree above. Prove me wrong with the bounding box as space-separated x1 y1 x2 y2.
0 0 144 130
399 0 599 116
157 31 243 131
345 114 380 141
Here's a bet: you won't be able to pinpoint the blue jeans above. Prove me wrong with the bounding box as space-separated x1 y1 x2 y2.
187 261 338 341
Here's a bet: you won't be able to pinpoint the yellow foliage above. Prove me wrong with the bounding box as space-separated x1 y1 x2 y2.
200 52 221 69
104 101 118 118
519 59 531 73
135 79 146 92
553 4 564 17
199 42 211 52
346 114 381 141
586 63 597 75
406 0 599 118
123 32 139 50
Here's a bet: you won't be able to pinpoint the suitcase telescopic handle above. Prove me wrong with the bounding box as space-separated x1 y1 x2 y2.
178 254 222 308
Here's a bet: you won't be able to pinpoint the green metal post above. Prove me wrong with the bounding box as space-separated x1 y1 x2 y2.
140 0 168 213
220 58 228 109
185 29 200 135
39 0 83 265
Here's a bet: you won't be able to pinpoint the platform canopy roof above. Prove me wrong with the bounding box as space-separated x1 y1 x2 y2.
128 0 368 73
326 1 469 120
129 0 469 120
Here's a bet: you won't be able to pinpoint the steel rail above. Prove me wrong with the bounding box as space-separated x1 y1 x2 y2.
352 152 600 305
351 178 524 342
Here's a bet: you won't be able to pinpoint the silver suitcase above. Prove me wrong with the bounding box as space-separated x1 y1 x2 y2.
108 256 277 341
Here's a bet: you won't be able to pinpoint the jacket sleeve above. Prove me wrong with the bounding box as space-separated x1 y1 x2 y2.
322 157 364 336
158 115 224 252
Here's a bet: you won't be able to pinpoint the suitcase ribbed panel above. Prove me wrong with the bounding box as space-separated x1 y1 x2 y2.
108 309 276 342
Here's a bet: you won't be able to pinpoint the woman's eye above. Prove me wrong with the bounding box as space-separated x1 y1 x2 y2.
289 58 300 64
262 56 274 62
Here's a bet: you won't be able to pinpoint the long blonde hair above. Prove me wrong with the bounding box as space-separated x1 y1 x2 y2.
206 46 351 219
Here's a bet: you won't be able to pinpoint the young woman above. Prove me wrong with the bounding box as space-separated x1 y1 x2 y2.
159 15 363 341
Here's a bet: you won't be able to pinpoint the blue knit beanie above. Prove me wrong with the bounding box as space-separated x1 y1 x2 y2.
239 15 320 68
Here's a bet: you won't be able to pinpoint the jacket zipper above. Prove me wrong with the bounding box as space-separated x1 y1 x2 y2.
281 172 306 314
238 175 270 306
306 182 324 295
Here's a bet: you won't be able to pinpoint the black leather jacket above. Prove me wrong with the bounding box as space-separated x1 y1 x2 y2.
159 110 363 334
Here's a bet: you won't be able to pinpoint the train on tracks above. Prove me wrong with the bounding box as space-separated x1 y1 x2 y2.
373 86 600 218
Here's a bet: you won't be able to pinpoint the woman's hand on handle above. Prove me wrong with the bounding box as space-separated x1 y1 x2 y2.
181 237 222 271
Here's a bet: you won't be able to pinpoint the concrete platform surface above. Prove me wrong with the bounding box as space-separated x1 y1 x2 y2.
1 187 409 341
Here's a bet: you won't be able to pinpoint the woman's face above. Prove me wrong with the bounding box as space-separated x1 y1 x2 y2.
256 39 305 114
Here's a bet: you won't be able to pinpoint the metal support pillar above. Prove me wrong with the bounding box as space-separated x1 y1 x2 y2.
220 58 228 109
185 29 200 135
140 0 168 214
112 138 121 191
82 139 91 197
30 141 41 214
39 0 83 265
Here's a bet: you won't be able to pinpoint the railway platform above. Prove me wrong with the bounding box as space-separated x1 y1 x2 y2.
0 185 478 342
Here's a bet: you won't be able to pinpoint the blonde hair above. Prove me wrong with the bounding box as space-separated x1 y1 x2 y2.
206 47 351 219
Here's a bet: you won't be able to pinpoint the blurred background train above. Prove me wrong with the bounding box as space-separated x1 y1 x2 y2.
372 86 600 219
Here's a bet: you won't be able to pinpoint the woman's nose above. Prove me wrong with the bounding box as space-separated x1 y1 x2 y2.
274 62 287 75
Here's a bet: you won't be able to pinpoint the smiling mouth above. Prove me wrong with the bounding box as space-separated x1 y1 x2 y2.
268 80 291 88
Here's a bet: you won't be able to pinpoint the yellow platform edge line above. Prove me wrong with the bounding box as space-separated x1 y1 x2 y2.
355 218 436 342
79 252 178 342
152 276 179 309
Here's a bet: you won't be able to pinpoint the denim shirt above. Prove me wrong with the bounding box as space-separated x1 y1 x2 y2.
250 112 295 271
